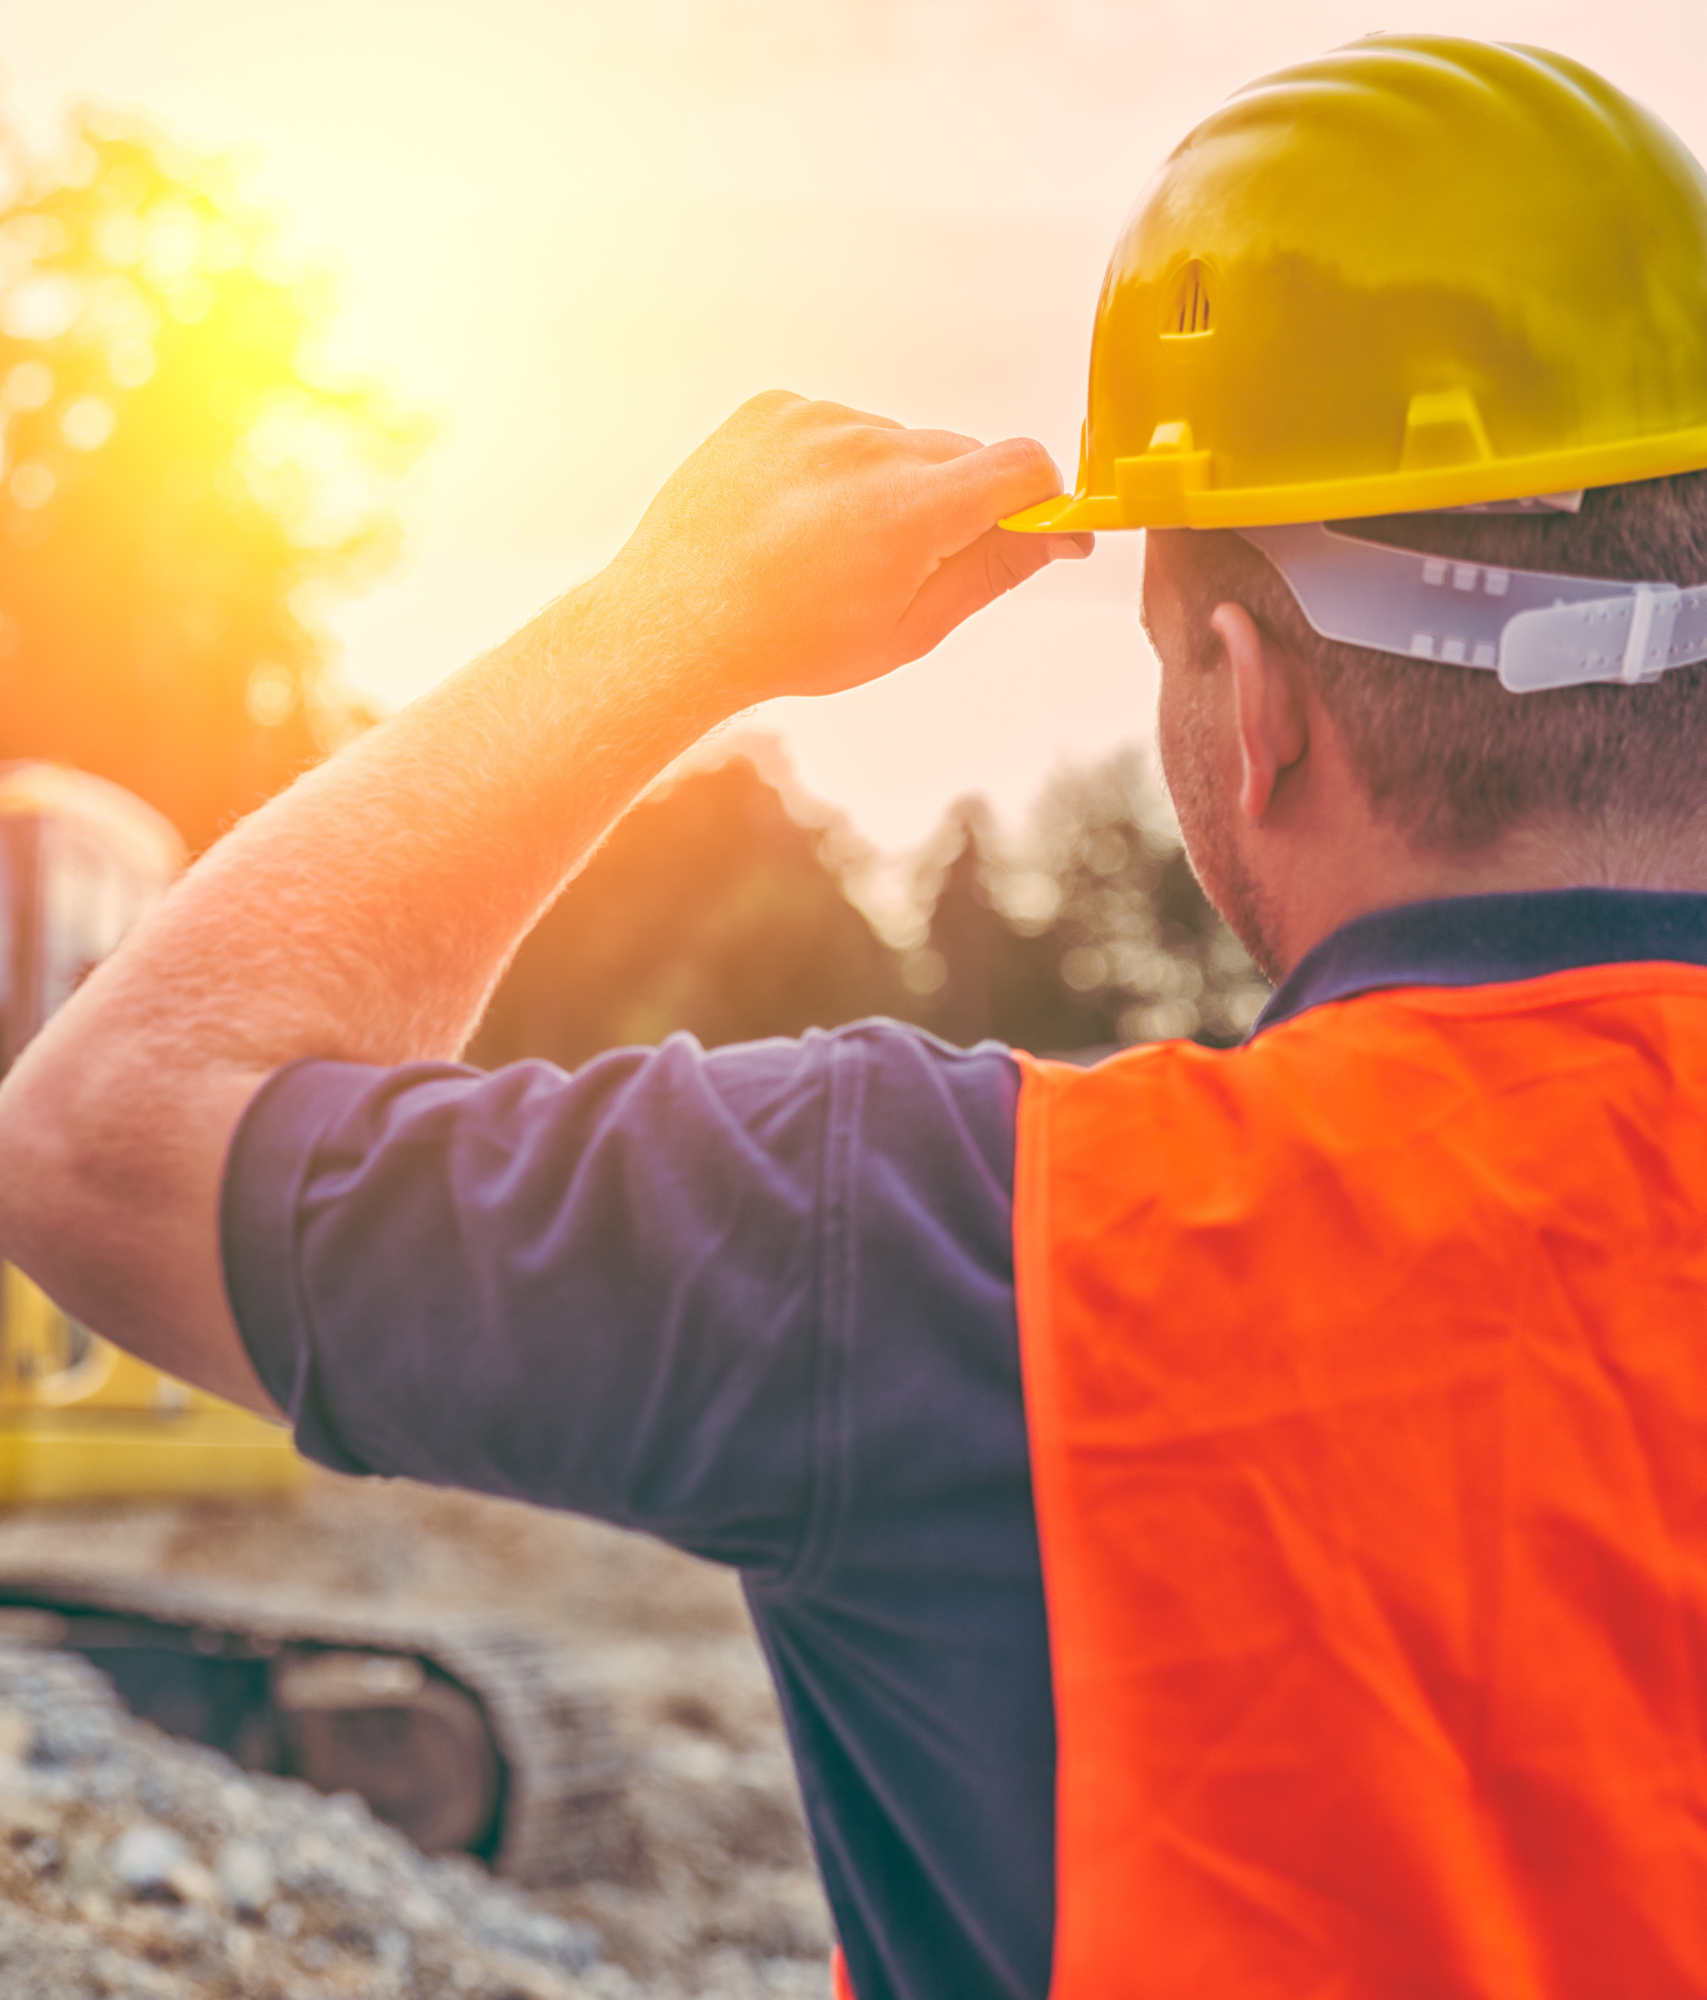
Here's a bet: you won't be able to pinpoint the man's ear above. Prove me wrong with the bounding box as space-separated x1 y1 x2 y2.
1210 602 1308 822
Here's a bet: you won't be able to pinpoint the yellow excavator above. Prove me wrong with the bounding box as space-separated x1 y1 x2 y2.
0 762 301 1506
0 764 626 1882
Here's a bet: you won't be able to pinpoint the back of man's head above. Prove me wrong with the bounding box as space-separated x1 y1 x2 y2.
1163 472 1707 856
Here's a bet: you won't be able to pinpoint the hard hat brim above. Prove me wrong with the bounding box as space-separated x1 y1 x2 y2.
1001 422 1707 535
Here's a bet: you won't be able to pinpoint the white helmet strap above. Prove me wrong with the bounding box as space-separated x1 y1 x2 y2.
1237 521 1707 693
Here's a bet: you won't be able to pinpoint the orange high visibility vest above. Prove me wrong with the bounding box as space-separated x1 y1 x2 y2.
1013 963 1707 2000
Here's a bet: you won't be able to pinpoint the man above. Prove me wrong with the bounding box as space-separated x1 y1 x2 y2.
3 32 1707 2000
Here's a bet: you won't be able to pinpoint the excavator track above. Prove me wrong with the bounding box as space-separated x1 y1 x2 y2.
0 1567 633 1886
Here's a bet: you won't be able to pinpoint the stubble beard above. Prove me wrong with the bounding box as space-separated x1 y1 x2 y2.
1160 729 1289 989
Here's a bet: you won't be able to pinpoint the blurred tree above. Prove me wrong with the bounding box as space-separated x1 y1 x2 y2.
469 754 908 1069
901 797 1073 1050
1020 751 1271 1049
0 107 426 848
473 747 1266 1074
908 751 1271 1054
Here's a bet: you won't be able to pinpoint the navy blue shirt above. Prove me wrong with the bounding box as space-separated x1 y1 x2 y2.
221 889 1707 2000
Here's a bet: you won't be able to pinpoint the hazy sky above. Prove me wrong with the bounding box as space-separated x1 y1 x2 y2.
9 0 1707 848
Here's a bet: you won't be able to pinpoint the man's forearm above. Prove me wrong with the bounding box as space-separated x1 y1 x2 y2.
136 578 724 1078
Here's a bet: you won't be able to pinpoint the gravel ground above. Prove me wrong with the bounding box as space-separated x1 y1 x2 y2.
0 1638 613 1999
0 1475 836 1999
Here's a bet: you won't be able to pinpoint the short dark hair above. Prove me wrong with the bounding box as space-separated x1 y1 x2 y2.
1169 471 1707 850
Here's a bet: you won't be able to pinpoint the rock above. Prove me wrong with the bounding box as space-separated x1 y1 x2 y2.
280 1827 341 1891
376 1924 412 1970
266 1898 302 1939
464 1904 603 1975
398 1884 451 1929
108 1823 190 1898
136 1771 178 1817
0 1700 33 1765
99 1819 216 1911
214 1836 275 1917
0 1792 57 1843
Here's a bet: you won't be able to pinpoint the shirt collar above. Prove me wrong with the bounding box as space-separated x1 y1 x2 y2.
1255 888 1707 1034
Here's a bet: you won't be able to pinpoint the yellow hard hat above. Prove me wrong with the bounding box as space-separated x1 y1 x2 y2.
1007 36 1707 534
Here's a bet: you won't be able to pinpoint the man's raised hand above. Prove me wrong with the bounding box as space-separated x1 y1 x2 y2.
599 392 1092 704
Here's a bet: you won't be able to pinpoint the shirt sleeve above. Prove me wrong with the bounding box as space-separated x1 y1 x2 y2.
219 1024 1020 1579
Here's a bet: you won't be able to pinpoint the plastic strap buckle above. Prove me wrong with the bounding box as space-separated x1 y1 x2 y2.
1622 582 1679 682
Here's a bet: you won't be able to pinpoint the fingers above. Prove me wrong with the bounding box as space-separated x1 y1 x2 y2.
904 427 987 463
792 397 905 434
803 405 982 465
922 435 1068 547
736 392 1049 503
894 525 1092 663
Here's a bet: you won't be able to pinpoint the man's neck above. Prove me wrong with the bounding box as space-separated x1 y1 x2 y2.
1271 814 1707 979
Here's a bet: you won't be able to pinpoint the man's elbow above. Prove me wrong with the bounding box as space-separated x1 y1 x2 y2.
0 1027 115 1292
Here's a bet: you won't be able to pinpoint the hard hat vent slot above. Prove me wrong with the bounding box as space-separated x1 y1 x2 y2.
1165 262 1213 338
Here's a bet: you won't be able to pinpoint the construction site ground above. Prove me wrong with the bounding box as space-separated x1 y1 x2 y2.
0 1471 835 1999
